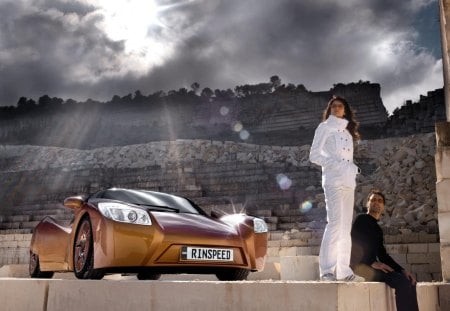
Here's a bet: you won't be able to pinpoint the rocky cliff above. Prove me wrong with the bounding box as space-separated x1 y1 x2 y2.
0 83 389 148
0 132 437 236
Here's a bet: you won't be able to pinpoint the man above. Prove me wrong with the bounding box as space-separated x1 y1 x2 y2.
350 189 418 311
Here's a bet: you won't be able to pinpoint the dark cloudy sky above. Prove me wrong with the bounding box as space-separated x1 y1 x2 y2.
0 0 443 113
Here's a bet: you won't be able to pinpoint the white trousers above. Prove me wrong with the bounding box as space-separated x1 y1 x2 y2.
319 186 355 279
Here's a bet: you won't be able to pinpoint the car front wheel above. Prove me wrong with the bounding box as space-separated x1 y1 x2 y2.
73 217 104 280
215 268 250 281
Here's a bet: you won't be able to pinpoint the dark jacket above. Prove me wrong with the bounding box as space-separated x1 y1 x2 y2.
350 213 403 272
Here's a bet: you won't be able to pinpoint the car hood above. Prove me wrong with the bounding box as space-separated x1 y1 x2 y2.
151 212 240 237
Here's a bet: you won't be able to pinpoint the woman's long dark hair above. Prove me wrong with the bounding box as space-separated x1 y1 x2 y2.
322 95 360 141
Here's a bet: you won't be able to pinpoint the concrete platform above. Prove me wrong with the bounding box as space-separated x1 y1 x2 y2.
0 277 449 311
1 262 449 310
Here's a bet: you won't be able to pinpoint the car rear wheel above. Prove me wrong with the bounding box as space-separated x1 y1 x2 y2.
137 271 161 280
73 217 104 280
29 252 54 278
215 268 250 281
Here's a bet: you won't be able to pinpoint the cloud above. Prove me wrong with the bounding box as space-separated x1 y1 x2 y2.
0 0 443 114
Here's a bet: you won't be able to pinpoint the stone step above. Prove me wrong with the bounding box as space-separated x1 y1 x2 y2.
0 278 446 311
246 209 273 217
272 207 326 217
195 174 269 184
0 221 40 230
0 229 33 234
1 210 73 224
11 203 64 212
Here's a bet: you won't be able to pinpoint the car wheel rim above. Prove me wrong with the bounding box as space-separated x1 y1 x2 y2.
29 253 37 274
74 221 91 273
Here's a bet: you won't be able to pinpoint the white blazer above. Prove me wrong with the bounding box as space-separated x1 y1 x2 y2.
309 115 358 188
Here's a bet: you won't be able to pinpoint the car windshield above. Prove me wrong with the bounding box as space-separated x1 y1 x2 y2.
93 189 203 215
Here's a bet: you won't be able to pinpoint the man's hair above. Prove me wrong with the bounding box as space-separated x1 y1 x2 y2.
366 189 386 205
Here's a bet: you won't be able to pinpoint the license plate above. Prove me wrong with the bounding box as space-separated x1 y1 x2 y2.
181 246 233 261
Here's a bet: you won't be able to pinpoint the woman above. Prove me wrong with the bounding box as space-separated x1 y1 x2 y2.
309 95 363 282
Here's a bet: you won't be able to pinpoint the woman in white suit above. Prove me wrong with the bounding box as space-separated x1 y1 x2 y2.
309 95 364 282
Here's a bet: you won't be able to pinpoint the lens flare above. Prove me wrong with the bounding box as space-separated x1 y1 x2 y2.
239 130 250 140
276 174 292 190
300 201 313 213
233 121 243 132
220 106 229 116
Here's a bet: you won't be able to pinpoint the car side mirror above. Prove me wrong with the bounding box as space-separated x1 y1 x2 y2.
63 196 84 210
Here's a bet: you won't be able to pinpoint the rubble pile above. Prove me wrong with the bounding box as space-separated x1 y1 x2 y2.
311 133 438 233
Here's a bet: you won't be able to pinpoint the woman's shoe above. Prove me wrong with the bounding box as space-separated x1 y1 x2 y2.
338 274 365 282
320 273 337 281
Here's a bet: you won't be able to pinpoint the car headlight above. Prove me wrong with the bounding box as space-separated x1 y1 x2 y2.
98 202 152 226
253 218 268 233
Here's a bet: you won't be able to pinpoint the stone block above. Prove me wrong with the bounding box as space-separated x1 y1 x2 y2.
290 231 313 239
46 280 355 311
280 239 309 247
268 231 284 240
428 243 441 253
268 240 281 247
280 256 319 281
435 148 450 180
295 246 318 255
436 180 450 211
438 284 450 311
0 279 48 311
407 253 435 264
438 212 450 244
0 241 17 248
278 247 297 257
0 235 14 242
416 272 432 282
0 264 29 277
418 232 438 243
440 246 450 282
338 283 395 311
411 264 430 273
432 273 443 282
385 244 407 254
267 247 280 257
417 283 439 311
388 254 406 264
429 258 442 271
384 235 401 243
248 261 280 280
407 243 428 253
400 233 419 243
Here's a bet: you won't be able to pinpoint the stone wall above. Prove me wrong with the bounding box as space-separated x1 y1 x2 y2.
0 133 438 228
0 132 441 280
386 89 446 137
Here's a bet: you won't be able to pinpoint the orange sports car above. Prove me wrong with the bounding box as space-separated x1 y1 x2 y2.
29 188 268 280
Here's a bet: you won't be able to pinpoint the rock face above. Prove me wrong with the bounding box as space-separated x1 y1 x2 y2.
354 134 437 233
0 83 389 148
0 132 438 236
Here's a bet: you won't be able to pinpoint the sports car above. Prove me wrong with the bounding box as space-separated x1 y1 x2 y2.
29 188 268 280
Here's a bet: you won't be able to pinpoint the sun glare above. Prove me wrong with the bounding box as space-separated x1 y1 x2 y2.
97 0 171 67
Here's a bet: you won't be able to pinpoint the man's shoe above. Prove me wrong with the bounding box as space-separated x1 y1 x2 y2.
339 274 365 282
320 273 336 281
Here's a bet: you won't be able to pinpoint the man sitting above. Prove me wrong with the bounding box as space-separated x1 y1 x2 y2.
350 189 418 311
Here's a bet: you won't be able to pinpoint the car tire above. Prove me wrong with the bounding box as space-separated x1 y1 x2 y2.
29 251 54 278
137 271 161 280
215 268 250 281
73 217 104 280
